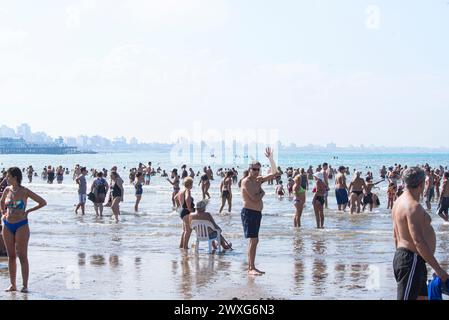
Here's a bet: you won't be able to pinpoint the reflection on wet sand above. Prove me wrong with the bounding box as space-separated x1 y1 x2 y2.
78 252 86 266
90 254 106 266
109 254 120 268
293 260 305 294
135 257 141 268
293 235 304 255
312 259 328 296
312 239 327 255
173 252 231 299
349 264 368 290
334 262 346 287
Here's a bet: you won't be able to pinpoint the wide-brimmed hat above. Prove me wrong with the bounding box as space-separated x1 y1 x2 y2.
313 172 324 181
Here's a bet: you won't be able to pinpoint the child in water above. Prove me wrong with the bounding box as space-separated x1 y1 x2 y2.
276 181 285 198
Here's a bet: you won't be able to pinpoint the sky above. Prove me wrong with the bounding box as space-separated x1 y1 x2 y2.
0 0 448 147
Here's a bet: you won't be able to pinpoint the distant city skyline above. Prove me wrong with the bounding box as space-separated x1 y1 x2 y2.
1 123 449 153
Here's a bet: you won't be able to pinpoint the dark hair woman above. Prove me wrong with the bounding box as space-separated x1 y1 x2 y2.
1 167 47 292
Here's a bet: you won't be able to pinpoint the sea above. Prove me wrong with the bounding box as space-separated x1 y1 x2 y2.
0 151 448 300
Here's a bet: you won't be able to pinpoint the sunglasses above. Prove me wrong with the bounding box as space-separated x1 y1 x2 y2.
251 167 260 171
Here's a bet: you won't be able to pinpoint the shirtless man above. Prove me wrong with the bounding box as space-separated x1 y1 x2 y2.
219 171 233 213
240 147 278 275
392 167 448 300
335 166 349 212
348 172 366 214
437 172 449 221
144 162 152 186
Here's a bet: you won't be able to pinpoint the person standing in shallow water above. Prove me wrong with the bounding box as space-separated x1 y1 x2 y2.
176 177 195 250
91 171 109 217
312 172 326 229
240 147 278 275
292 174 306 227
167 169 180 209
110 172 124 222
75 167 88 215
199 167 211 200
134 172 144 212
219 171 233 214
1 167 47 293
349 171 366 214
437 172 449 221
392 167 448 300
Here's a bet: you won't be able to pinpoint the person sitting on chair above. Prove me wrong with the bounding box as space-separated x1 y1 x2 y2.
189 200 232 250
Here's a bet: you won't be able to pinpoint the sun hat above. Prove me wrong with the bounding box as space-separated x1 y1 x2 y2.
313 172 324 181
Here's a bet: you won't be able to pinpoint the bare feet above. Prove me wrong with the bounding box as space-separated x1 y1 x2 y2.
248 268 265 275
5 285 17 292
20 287 29 293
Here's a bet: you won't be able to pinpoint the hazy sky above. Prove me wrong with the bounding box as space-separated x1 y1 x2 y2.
1 0 448 146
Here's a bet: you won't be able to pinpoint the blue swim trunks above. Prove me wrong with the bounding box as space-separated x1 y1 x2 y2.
335 188 349 205
241 208 262 239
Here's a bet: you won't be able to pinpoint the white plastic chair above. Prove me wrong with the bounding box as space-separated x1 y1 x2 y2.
190 220 221 254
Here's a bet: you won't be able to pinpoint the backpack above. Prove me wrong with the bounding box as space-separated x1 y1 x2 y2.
96 179 107 194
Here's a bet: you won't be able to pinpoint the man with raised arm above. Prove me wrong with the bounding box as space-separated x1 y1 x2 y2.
240 147 278 275
392 167 448 300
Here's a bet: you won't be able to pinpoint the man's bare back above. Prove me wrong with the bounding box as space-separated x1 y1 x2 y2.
392 192 436 254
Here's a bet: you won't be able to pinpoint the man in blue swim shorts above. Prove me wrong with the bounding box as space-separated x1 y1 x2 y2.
240 147 278 275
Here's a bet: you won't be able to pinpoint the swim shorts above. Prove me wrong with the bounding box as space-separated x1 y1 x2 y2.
78 193 87 204
393 247 428 300
314 196 325 206
439 197 449 214
363 193 374 205
335 188 349 205
427 188 435 203
241 208 262 239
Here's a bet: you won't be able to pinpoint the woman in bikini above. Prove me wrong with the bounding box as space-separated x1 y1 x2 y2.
1 167 47 293
312 172 326 229
219 171 233 214
387 182 397 210
167 169 180 209
348 171 366 214
293 174 306 227
199 167 211 200
176 177 194 249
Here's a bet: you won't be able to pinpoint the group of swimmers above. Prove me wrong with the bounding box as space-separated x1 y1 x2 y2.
1 155 448 290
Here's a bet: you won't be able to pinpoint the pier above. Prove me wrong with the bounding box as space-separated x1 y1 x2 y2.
0 138 80 155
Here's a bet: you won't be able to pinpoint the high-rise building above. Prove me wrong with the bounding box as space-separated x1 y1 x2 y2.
0 125 16 138
16 123 32 141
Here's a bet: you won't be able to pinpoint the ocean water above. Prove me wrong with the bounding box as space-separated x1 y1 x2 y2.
0 151 448 300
